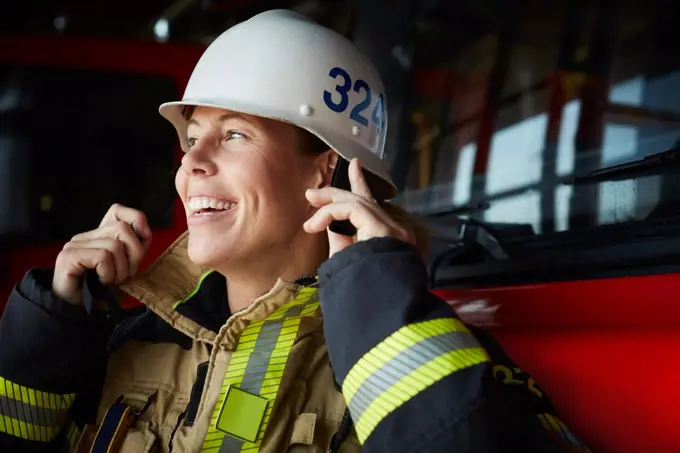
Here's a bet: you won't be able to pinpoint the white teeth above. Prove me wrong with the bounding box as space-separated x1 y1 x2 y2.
188 197 235 214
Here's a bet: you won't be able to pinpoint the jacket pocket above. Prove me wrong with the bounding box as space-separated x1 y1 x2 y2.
73 420 159 453
286 413 362 453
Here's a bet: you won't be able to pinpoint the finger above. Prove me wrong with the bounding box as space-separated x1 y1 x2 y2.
348 159 373 199
100 204 152 240
306 188 393 228
71 222 147 274
64 238 130 284
304 200 384 234
306 186 367 207
56 248 117 285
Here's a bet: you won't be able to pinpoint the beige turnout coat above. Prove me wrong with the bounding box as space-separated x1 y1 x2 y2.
75 232 360 453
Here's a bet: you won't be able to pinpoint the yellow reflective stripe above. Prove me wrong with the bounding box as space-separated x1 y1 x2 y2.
265 287 317 321
0 377 75 410
0 376 75 442
65 420 80 453
342 318 489 443
342 318 472 402
0 413 61 442
539 413 591 452
201 286 320 453
354 347 488 443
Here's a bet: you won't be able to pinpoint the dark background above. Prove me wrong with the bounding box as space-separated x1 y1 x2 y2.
3 0 680 287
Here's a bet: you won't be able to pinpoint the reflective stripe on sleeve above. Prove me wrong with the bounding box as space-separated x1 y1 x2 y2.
342 318 490 443
65 420 81 453
538 413 591 452
0 376 75 442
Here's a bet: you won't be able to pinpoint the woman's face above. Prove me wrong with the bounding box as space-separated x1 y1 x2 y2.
175 106 331 269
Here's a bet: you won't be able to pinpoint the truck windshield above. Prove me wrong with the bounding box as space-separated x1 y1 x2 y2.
0 63 178 246
393 1 680 286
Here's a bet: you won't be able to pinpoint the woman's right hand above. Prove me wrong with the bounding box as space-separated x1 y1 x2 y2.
52 204 152 306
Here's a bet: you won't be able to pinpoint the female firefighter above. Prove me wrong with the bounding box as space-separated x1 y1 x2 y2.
0 9 589 453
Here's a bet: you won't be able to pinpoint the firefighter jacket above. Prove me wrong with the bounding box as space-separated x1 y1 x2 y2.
0 234 589 453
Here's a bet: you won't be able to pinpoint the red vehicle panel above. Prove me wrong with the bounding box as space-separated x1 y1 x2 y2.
437 273 680 453
1 33 674 453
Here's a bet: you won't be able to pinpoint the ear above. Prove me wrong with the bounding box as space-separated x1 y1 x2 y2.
312 150 338 189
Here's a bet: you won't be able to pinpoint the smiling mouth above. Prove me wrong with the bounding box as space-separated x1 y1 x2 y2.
188 197 237 216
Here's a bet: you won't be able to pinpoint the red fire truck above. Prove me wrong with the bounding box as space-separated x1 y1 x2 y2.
2 27 679 453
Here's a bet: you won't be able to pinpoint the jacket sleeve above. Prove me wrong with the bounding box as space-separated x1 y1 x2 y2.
318 237 576 453
0 269 114 453
469 325 591 452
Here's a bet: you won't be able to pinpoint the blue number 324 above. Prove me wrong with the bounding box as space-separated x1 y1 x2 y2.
323 66 384 132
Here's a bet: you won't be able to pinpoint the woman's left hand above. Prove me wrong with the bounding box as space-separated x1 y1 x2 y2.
304 158 414 258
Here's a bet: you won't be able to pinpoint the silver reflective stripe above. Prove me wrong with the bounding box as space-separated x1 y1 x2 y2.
239 322 283 394
347 330 480 422
0 392 68 429
219 436 244 453
217 292 318 453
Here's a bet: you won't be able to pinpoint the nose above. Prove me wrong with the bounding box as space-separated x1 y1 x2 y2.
180 143 218 177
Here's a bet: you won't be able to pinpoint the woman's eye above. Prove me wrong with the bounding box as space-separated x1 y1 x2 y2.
225 130 246 141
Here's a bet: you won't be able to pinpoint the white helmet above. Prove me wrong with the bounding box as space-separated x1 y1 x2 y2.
159 9 397 199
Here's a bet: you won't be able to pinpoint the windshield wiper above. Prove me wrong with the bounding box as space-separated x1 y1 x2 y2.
408 201 490 218
426 216 536 288
568 146 680 185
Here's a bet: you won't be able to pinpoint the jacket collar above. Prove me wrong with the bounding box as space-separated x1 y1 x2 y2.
118 231 306 348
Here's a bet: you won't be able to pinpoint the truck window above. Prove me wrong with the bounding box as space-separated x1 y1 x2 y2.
0 64 178 247
400 2 680 286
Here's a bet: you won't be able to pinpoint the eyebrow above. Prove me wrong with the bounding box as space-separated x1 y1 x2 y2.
187 112 251 128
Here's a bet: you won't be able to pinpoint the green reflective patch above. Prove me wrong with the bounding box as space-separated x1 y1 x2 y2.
215 386 268 443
